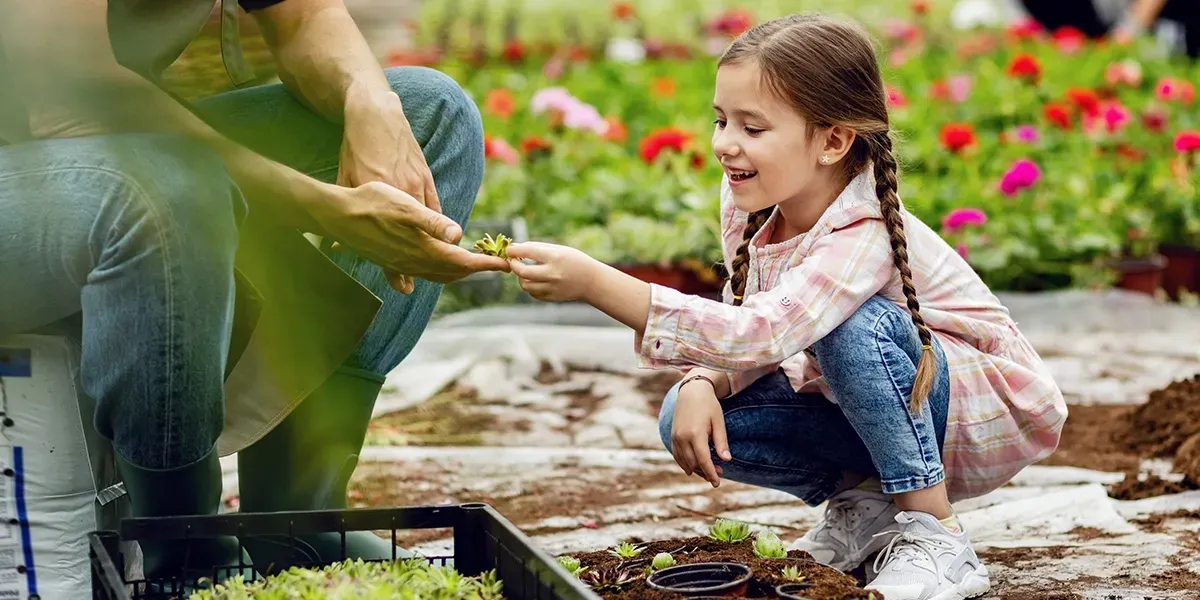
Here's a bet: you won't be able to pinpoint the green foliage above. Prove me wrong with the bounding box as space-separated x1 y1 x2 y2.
608 541 646 559
780 565 805 583
187 558 504 600
651 552 677 570
708 518 751 543
752 529 787 559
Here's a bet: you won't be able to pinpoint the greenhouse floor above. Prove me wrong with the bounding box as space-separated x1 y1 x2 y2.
220 290 1200 599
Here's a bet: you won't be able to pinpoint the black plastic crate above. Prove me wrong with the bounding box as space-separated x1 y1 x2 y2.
89 503 601 600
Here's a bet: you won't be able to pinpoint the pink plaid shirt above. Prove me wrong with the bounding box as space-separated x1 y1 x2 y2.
637 172 1067 502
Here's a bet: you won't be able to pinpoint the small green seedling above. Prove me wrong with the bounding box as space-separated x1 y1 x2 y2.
780 565 805 583
651 552 676 570
557 556 586 577
608 541 645 559
708 518 751 543
472 233 512 258
752 529 787 559
581 565 640 592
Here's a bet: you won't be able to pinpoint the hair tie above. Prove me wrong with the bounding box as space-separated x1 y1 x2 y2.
921 344 932 351
733 295 743 301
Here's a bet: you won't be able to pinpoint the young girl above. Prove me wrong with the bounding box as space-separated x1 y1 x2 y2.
506 13 1066 600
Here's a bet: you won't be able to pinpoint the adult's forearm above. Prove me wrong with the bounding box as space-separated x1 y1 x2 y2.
256 3 396 124
30 68 334 234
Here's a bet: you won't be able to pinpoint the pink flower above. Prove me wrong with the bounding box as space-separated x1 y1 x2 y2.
882 19 921 44
484 136 519 165
942 207 988 231
1104 59 1142 87
948 75 973 103
1014 125 1040 144
999 159 1041 196
887 85 908 108
889 47 910 66
1175 130 1200 153
1156 77 1194 104
562 100 608 134
530 87 576 113
1101 101 1132 133
956 243 969 260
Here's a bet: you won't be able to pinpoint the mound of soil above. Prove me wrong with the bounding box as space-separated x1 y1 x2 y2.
566 537 878 599
1042 374 1200 500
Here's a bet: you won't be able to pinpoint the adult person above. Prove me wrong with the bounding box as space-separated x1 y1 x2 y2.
1018 0 1199 57
0 0 508 583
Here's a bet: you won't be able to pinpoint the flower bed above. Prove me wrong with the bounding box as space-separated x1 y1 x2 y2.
165 1 1200 295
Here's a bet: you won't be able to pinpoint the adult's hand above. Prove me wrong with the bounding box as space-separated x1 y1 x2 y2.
318 181 509 293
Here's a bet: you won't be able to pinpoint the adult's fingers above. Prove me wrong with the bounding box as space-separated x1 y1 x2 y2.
385 270 415 294
711 414 732 462
424 171 443 214
382 184 460 242
691 435 720 487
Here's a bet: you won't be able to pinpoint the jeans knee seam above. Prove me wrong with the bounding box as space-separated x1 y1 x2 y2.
874 323 941 478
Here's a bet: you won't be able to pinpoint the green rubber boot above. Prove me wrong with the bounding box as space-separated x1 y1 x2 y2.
237 367 408 573
115 449 255 588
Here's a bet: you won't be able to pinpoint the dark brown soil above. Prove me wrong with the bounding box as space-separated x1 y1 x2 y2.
1107 472 1193 500
1065 526 1119 541
1130 509 1200 533
976 545 1070 569
566 536 879 599
1041 374 1200 499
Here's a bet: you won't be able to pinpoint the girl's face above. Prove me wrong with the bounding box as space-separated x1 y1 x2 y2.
711 61 837 215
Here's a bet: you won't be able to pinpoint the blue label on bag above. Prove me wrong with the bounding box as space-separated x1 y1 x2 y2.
0 349 31 378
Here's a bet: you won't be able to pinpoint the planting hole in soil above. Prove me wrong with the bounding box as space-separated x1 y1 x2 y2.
645 562 752 596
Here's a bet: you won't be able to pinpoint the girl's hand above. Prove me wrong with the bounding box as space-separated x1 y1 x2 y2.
507 242 600 302
671 378 732 488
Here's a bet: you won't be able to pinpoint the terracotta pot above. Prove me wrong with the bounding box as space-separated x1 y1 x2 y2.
1159 244 1200 299
645 562 752 597
1114 253 1167 296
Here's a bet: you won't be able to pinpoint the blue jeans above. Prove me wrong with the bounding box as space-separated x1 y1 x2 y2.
0 67 484 470
657 295 951 506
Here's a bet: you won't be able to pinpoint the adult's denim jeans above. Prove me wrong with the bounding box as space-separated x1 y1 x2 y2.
657 295 952 506
0 66 484 470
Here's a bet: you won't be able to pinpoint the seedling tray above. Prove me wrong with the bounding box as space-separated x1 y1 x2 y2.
89 503 601 600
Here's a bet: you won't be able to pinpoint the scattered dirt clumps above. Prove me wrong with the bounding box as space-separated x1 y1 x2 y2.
1043 374 1200 499
566 536 879 599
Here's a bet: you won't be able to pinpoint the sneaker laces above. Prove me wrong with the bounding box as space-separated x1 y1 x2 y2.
822 498 863 534
870 528 954 578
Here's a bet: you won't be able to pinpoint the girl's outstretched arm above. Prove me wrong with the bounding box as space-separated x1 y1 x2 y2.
507 241 653 336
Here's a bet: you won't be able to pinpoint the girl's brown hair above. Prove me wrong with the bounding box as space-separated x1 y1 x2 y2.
721 13 937 410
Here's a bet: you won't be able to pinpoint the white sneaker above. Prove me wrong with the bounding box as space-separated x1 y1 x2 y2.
788 488 901 572
865 511 991 600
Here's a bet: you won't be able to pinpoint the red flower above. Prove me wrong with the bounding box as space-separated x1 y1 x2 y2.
502 40 526 63
1043 101 1073 130
602 116 628 143
520 135 552 156
651 77 677 98
483 88 515 119
1175 130 1200 154
1115 143 1145 163
939 123 976 153
639 127 694 164
1052 26 1087 53
1006 18 1043 42
1006 53 1041 83
612 2 635 20
567 45 592 62
930 80 951 102
1141 107 1167 133
886 85 908 108
911 0 929 15
710 9 754 37
1066 87 1101 116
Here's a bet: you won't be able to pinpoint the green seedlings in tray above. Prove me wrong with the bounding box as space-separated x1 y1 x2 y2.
581 565 641 592
707 518 751 543
651 552 676 571
607 541 645 559
558 555 587 577
187 558 504 600
472 233 512 259
752 529 787 559
780 565 805 583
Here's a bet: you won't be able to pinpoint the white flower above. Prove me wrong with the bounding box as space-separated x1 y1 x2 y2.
605 37 646 63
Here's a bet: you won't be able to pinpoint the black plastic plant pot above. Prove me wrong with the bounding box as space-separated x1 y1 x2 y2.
775 581 816 599
645 561 753 597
